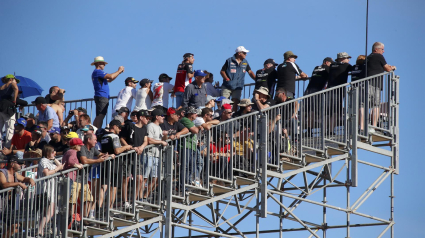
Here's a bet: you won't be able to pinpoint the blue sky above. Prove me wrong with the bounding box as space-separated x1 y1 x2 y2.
1 0 423 237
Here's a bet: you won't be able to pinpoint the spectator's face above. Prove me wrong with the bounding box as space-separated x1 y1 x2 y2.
288 57 296 63
188 56 195 64
131 114 138 123
12 162 21 171
78 111 84 116
129 82 137 89
245 105 252 113
88 135 97 147
27 118 35 126
95 62 106 70
207 100 215 107
121 112 129 120
113 125 121 134
37 124 47 132
156 115 165 124
195 76 205 84
79 118 89 127
31 132 41 141
205 112 213 122
238 52 247 59
170 113 178 122
188 113 197 121
36 103 42 111
258 93 268 103
264 63 274 70
375 47 385 55
276 91 287 103
223 109 233 120
324 61 332 67
14 124 24 133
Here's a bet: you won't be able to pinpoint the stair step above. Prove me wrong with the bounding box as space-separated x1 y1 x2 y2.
86 226 110 236
235 176 256 186
113 217 136 227
212 184 234 194
137 209 162 219
371 132 392 142
281 161 302 170
326 146 347 156
304 153 325 163
188 192 211 202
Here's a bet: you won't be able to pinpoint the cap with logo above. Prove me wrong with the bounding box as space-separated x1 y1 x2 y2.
284 51 298 60
264 58 278 66
337 52 352 59
77 107 87 114
194 70 207 77
137 110 150 117
65 131 79 139
215 96 227 102
91 56 108 66
183 53 194 59
254 86 270 97
15 118 27 127
33 128 43 135
196 107 205 115
60 126 71 132
235 46 249 53
69 138 84 146
206 95 217 103
140 78 154 87
116 107 130 114
109 119 123 129
186 106 197 114
130 111 138 117
49 127 61 134
159 73 173 81
323 57 335 63
81 125 94 132
32 97 47 105
125 77 139 84
151 108 165 118
238 98 254 107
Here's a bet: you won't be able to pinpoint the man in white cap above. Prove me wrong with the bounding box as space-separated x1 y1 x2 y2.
91 56 125 128
220 46 256 110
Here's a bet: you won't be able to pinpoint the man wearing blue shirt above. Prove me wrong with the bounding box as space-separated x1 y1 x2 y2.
220 46 256 111
91 56 125 128
32 97 60 131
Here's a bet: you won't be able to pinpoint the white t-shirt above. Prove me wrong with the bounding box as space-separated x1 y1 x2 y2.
151 82 174 108
146 123 163 157
134 88 152 110
114 86 137 111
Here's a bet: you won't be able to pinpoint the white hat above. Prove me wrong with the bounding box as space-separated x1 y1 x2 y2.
235 46 249 53
91 56 108 66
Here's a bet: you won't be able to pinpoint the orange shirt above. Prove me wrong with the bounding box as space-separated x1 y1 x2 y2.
11 130 32 150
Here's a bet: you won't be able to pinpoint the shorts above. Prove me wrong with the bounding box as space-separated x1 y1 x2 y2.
69 182 93 203
221 86 242 101
361 85 381 108
111 160 123 187
91 164 109 185
94 96 109 116
143 155 159 178
122 154 143 177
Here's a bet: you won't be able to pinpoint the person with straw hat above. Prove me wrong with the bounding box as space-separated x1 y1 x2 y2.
91 56 125 129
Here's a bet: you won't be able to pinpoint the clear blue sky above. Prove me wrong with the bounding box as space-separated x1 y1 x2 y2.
1 0 423 237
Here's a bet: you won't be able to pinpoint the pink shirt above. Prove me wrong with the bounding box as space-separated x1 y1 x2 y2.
62 149 80 181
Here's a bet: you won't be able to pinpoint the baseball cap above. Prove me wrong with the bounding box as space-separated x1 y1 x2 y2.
194 70 207 77
15 118 27 127
159 73 173 81
116 107 130 114
183 53 194 59
113 115 124 124
33 128 42 135
222 104 232 110
196 107 205 115
77 107 87 114
125 77 139 84
215 96 226 102
222 99 234 105
49 127 61 134
284 51 298 60
235 46 249 53
60 126 71 132
137 110 150 117
186 106 197 114
264 58 278 66
337 52 352 59
3 75 20 83
176 108 185 115
206 95 217 103
130 111 138 117
109 119 123 129
22 113 35 120
81 125 94 132
254 86 270 97
167 108 176 116
69 138 84 146
7 155 24 164
140 78 154 87
32 97 47 105
66 131 79 139
151 108 165 117
323 57 335 63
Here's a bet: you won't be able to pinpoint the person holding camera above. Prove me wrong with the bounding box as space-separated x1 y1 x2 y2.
45 86 65 104
63 107 86 128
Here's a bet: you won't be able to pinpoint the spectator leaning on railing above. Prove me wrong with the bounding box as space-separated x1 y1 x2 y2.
91 56 125 129
277 51 308 99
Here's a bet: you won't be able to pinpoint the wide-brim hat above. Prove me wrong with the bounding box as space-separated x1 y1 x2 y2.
91 56 108 66
254 87 270 97
238 98 254 107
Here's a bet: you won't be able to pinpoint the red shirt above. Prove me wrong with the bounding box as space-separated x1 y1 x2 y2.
209 143 231 162
174 63 193 93
11 130 32 150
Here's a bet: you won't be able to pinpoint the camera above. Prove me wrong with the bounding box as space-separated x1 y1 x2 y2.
69 110 74 115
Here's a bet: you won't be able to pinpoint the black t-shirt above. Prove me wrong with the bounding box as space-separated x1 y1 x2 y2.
305 65 330 94
160 120 186 137
100 132 122 155
276 62 303 94
119 121 136 145
132 125 148 147
351 64 366 82
48 139 69 153
252 98 276 112
328 62 353 88
25 125 37 133
255 68 278 91
367 53 387 77
25 140 47 152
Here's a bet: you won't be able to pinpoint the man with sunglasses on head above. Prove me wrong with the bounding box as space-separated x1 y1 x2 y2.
220 46 256 110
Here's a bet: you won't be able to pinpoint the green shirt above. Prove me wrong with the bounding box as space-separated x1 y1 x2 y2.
179 117 197 151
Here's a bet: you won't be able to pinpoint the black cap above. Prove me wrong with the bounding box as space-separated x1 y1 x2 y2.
137 110 151 117
116 107 130 114
323 57 335 63
60 126 71 132
176 108 185 115
139 78 153 87
264 58 278 66
77 107 87 114
159 73 173 80
22 113 35 119
7 155 24 164
183 53 194 59
32 97 47 105
109 119 122 128
151 108 165 117
125 77 139 84
33 128 42 135
130 111 138 117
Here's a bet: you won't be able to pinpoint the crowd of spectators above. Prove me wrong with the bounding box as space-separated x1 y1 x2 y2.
0 42 396 235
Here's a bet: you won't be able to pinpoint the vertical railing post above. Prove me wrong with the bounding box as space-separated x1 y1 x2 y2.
58 176 70 238
392 76 400 175
349 87 359 187
164 145 174 238
259 114 268 218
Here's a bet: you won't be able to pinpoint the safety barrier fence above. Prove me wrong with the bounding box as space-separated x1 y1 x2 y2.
1 72 397 237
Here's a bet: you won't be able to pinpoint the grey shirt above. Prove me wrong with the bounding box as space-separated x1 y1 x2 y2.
182 82 207 108
146 123 163 158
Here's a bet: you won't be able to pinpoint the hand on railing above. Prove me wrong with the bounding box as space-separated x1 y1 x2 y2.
19 182 28 190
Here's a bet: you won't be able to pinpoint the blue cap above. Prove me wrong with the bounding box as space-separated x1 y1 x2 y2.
215 96 227 102
15 118 27 127
49 127 61 134
194 70 207 77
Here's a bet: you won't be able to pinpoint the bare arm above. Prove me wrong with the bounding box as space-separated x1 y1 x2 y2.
254 99 269 111
220 71 230 81
47 119 53 131
11 81 19 103
175 127 189 138
0 172 27 189
113 145 132 155
16 173 35 187
104 66 124 82
79 155 106 165
148 137 168 147
248 70 256 80
188 126 199 134
383 64 396 72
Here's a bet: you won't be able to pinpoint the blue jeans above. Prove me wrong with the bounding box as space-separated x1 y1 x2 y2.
182 149 198 185
175 92 184 109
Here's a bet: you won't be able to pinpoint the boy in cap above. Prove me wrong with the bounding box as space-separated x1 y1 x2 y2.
174 53 195 108
277 51 308 99
114 77 138 114
151 73 174 109
2 118 32 156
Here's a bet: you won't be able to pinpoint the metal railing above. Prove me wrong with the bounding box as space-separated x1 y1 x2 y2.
0 72 398 237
